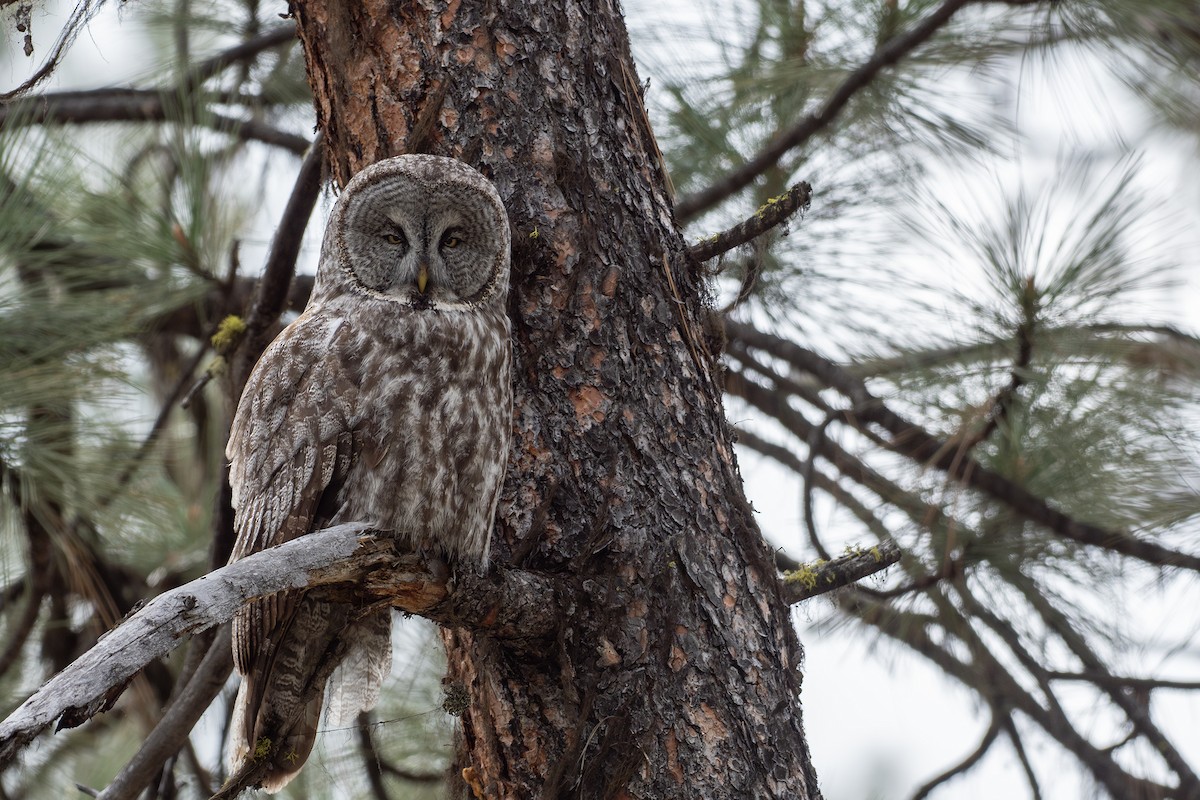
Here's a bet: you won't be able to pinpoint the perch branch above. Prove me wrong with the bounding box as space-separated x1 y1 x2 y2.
0 523 568 768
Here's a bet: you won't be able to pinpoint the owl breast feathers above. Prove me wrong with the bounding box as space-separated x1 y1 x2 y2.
224 155 512 792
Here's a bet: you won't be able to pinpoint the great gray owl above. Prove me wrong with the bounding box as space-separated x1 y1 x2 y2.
225 155 512 792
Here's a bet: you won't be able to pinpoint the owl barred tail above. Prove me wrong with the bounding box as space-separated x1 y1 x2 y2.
226 674 325 794
226 610 393 793
325 611 393 726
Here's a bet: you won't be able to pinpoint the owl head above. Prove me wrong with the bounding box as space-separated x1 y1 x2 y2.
314 155 510 311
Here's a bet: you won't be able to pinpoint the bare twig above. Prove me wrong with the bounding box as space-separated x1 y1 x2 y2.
0 585 43 682
782 541 901 603
183 25 296 90
1000 717 1044 800
975 596 1199 795
1045 672 1200 692
2 24 303 154
356 713 442 795
726 337 832 413
675 0 973 221
733 428 898 560
688 181 811 262
97 339 212 509
727 369 943 527
801 413 836 561
718 246 765 314
953 583 1064 715
378 761 444 783
357 713 394 800
1014 577 1200 795
844 591 1173 799
0 0 107 100
954 277 1036 453
910 715 1003 800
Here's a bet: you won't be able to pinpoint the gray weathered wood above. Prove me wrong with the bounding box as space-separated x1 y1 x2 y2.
0 522 564 767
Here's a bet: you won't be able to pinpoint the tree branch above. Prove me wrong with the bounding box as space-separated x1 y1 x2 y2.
910 715 1003 800
726 368 946 527
953 278 1036 453
183 25 297 90
827 322 1200 383
735 428 897 544
0 92 309 154
689 181 811 262
0 585 43 682
781 541 902 603
97 336 212 510
1044 671 1200 692
96 628 233 800
357 712 395 800
0 523 568 768
726 320 1200 573
843 591 1173 799
2 24 303 153
675 0 973 221
1000 716 1044 800
1012 576 1200 795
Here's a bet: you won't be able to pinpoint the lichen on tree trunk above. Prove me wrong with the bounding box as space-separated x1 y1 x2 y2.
291 1 822 797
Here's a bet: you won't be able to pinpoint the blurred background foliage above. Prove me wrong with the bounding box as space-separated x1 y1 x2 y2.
0 0 1199 798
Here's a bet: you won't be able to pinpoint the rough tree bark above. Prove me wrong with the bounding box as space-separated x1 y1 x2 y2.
291 1 821 797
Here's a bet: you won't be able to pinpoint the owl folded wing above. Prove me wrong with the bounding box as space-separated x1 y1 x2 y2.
224 312 360 747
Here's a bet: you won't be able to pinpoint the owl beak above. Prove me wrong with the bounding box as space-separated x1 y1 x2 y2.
416 264 429 294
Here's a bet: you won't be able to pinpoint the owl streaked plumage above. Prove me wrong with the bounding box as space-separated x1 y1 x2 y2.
225 155 512 792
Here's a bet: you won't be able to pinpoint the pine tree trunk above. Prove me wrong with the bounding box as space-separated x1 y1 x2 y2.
291 1 821 797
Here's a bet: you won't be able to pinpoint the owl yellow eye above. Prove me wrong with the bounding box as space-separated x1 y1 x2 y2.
441 232 461 249
384 232 405 246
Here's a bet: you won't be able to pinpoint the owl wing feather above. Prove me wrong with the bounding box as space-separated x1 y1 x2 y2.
227 311 355 662
226 311 362 789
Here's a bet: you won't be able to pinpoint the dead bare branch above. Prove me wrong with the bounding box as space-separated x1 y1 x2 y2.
96 628 233 800
0 523 569 768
